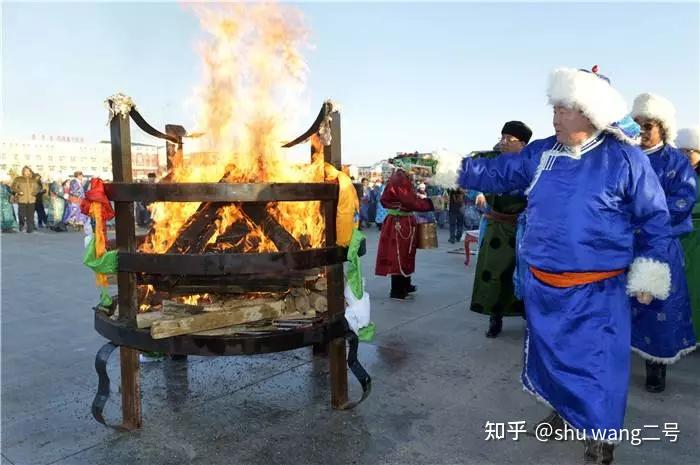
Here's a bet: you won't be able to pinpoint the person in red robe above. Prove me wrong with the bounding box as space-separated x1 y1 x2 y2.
374 165 434 300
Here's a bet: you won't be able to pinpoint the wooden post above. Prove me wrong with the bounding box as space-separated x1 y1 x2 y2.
323 111 348 408
110 111 142 430
165 124 186 173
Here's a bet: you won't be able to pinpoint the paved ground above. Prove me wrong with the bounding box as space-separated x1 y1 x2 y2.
1 227 698 465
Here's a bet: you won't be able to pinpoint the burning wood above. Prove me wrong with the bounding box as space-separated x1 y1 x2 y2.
163 201 302 255
165 202 227 254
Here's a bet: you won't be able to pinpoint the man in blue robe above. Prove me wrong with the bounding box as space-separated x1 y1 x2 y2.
630 93 697 392
459 67 673 464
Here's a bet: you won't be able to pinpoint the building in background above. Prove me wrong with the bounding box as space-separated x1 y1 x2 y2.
0 134 164 181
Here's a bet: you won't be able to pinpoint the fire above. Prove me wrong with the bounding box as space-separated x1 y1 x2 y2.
180 294 209 306
141 3 325 254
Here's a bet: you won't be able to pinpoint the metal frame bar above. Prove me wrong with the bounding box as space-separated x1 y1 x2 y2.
118 246 347 275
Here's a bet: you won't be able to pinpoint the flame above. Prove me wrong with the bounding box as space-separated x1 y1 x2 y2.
138 284 157 312
181 294 209 306
140 3 326 255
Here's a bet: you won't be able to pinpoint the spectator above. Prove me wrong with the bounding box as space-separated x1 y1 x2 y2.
447 187 465 243
1 172 18 232
34 173 48 228
373 179 387 230
62 171 90 232
11 166 40 233
47 174 66 226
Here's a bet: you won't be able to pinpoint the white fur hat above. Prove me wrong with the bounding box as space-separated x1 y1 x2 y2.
631 93 677 144
676 126 700 151
547 67 628 130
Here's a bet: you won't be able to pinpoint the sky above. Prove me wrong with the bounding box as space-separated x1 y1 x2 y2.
2 1 699 165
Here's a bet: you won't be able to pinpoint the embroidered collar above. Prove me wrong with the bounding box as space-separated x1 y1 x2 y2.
551 131 605 159
642 142 664 155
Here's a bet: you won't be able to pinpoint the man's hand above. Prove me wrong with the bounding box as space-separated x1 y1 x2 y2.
635 292 653 305
475 193 487 209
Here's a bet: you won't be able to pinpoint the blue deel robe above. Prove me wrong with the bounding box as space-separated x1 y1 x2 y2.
459 133 672 440
631 144 698 362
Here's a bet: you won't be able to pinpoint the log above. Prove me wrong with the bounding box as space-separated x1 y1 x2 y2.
203 295 284 312
192 321 277 336
308 291 328 313
293 293 310 313
136 311 164 329
166 202 227 254
213 220 249 250
162 300 205 316
150 299 286 339
308 277 327 291
284 293 297 314
161 201 301 254
155 162 303 254
240 203 301 252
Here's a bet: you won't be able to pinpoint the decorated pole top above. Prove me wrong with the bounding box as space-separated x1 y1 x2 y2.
105 93 136 125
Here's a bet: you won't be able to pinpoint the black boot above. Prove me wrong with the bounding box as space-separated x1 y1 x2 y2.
584 440 615 464
533 410 565 440
485 316 502 338
407 276 416 294
390 275 412 300
645 361 666 393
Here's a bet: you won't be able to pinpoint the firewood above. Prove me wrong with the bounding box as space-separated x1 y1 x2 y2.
290 288 310 297
136 311 164 329
240 203 301 252
155 161 303 255
308 292 328 313
162 300 205 316
150 299 286 339
293 293 310 312
309 277 327 291
192 322 277 336
213 220 249 250
284 293 297 314
203 295 282 312
166 202 227 254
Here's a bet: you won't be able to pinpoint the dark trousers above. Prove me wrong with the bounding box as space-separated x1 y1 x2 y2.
449 211 464 241
18 203 35 232
390 275 411 297
35 200 47 227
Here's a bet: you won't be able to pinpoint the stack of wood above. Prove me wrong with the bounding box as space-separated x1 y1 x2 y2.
134 274 329 339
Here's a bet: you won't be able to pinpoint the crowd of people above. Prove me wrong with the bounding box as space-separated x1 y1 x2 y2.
1 167 91 234
357 174 485 238
372 66 699 465
0 168 158 234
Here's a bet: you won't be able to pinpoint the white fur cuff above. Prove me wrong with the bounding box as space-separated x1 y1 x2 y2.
626 257 671 300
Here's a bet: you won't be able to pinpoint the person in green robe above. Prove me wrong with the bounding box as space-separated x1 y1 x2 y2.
677 126 700 340
47 174 67 226
470 121 532 337
1 172 18 232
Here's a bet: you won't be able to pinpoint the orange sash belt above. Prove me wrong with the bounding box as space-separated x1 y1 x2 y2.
529 266 624 288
